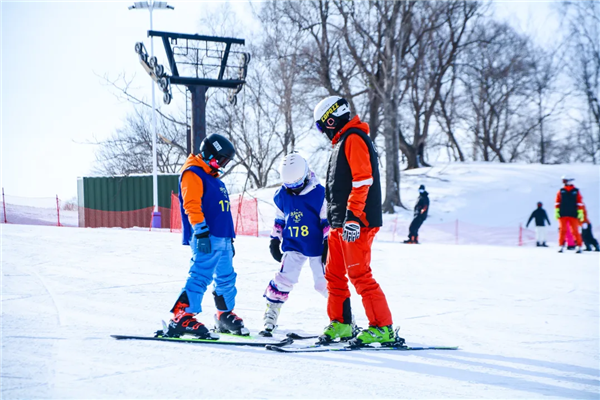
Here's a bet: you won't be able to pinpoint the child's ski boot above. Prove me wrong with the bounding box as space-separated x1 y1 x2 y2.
259 301 282 337
214 311 250 336
164 300 218 339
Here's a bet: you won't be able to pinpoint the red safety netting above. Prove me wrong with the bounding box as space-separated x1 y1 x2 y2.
170 192 182 233
1 190 76 226
78 206 171 229
169 192 258 236
231 195 259 236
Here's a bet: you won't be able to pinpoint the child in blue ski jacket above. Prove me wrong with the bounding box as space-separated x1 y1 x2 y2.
165 133 248 339
261 153 329 336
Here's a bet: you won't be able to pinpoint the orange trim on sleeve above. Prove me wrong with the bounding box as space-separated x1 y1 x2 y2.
345 134 372 226
181 170 205 226
179 154 216 226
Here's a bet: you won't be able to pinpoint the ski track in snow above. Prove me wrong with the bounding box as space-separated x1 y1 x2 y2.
2 223 599 399
2 163 600 399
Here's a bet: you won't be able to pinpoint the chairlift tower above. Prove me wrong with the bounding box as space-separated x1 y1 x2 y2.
134 30 250 155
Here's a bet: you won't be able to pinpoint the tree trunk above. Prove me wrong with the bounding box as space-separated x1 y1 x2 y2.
382 129 401 213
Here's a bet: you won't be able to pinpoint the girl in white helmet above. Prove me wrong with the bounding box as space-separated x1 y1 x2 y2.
260 153 329 336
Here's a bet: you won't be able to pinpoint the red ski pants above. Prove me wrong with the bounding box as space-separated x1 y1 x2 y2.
559 217 582 246
325 227 393 327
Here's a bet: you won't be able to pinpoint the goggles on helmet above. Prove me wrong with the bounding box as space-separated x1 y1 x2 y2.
284 176 308 195
206 154 232 171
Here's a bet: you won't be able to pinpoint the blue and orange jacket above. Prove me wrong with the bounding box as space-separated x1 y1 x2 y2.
179 154 235 244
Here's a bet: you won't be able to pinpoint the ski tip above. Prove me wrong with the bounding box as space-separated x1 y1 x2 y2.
286 332 320 340
265 345 286 352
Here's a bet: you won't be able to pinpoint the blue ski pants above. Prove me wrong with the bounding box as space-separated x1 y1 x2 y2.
181 235 237 314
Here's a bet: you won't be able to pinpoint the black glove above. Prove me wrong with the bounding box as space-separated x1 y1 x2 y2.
322 239 328 264
269 238 283 263
231 238 235 258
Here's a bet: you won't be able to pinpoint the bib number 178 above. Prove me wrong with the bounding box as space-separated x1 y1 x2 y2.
288 225 309 237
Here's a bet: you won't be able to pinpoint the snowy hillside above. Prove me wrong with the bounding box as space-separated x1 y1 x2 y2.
3 162 597 246
242 162 599 245
2 224 599 399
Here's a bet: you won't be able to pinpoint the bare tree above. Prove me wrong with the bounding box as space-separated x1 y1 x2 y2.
460 21 539 162
560 1 600 163
434 64 466 161
334 0 412 212
94 107 187 176
527 46 568 164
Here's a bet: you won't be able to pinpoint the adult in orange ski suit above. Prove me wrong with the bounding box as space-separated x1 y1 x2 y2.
555 177 584 248
321 109 393 328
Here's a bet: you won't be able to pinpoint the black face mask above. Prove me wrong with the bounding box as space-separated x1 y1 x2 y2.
315 113 350 141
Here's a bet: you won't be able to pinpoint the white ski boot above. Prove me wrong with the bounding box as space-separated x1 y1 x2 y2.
259 301 282 337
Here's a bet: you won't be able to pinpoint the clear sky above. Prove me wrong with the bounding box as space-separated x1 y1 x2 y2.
1 0 559 200
1 0 253 200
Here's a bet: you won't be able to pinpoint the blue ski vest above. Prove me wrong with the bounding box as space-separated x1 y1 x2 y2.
274 185 325 257
179 166 235 245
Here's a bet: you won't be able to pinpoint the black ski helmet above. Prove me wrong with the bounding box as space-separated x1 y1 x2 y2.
313 96 351 140
199 133 236 171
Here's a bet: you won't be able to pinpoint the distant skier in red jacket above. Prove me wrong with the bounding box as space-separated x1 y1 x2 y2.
555 176 584 253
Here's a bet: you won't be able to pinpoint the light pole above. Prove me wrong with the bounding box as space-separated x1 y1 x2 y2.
129 1 174 229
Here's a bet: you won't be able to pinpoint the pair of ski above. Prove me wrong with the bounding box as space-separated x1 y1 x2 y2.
111 330 458 353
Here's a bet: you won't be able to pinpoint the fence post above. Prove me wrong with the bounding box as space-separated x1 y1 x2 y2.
56 195 61 226
455 219 458 245
170 191 174 233
2 188 6 223
253 198 258 237
519 223 523 246
235 194 242 233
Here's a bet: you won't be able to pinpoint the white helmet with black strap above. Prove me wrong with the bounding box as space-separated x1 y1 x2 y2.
313 96 351 140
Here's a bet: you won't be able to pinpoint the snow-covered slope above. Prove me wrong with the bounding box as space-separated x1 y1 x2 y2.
2 224 599 399
241 162 599 246
3 163 597 245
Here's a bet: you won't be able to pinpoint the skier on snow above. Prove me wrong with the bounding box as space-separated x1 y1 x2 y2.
555 176 585 253
165 134 248 339
404 184 429 244
526 202 551 247
581 205 600 252
314 95 396 346
261 153 329 336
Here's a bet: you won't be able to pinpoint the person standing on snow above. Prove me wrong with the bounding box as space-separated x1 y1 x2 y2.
165 134 248 339
581 205 600 252
526 202 551 247
555 176 585 254
314 95 396 346
404 185 429 244
261 153 329 336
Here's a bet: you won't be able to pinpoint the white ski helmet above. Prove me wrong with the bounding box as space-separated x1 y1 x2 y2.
561 175 574 184
280 153 309 194
313 96 351 140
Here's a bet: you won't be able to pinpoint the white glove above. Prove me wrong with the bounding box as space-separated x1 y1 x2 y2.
342 221 361 243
